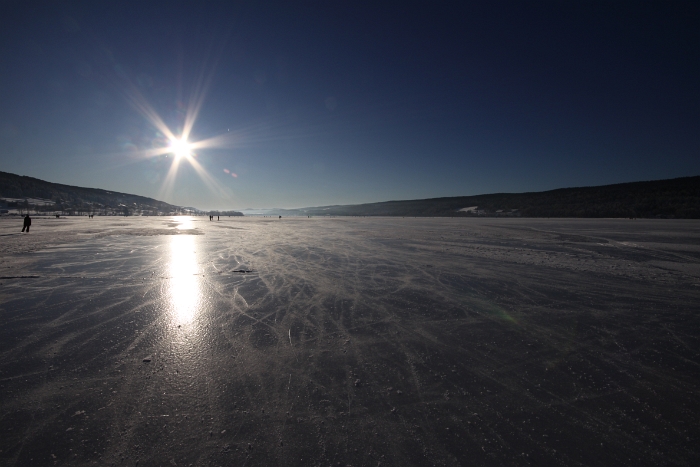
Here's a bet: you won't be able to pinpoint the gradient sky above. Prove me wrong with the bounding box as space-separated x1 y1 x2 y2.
1 1 698 210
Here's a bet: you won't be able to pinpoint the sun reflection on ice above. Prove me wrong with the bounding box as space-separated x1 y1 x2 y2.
168 234 201 325
176 217 195 230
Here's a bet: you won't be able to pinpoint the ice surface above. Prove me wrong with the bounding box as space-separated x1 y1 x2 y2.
0 216 699 466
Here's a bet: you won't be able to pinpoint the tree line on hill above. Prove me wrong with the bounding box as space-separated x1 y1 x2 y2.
0 171 180 216
2 170 697 219
0 171 246 217
270 176 700 218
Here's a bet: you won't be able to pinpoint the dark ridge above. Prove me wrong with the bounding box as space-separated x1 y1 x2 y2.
3 171 697 218
0 171 247 217
0 171 178 214
269 176 700 218
0 275 41 279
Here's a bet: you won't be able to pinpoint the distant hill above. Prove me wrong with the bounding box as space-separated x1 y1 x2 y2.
3 171 697 218
0 171 181 215
270 176 700 218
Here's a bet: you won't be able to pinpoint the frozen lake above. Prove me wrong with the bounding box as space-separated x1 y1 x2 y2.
1 216 699 466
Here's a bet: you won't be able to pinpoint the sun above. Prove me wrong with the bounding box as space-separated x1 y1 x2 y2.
169 138 191 160
121 78 233 200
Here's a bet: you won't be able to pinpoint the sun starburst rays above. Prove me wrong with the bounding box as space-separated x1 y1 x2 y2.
180 68 216 143
117 74 236 204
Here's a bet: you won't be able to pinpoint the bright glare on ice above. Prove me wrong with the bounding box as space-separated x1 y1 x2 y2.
168 234 200 324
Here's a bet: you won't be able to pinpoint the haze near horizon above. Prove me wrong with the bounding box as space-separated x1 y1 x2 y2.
1 1 698 210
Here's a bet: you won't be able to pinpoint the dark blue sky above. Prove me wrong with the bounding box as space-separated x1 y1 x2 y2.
1 1 698 209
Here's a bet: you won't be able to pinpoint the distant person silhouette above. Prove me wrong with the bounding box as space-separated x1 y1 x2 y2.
21 214 31 232
217 216 219 221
